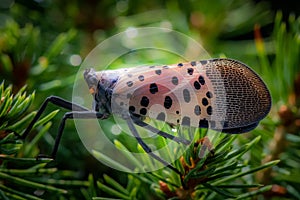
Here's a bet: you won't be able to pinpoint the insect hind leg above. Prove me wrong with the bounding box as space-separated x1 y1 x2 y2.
130 115 191 145
126 116 186 188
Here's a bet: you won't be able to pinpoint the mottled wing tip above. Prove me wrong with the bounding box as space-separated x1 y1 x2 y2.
206 58 271 133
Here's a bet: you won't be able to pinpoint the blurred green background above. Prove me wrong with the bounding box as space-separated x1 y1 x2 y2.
0 0 300 199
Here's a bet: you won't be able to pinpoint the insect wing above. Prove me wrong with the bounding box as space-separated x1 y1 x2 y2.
109 58 271 133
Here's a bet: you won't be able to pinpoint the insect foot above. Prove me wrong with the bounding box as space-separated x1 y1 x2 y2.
158 137 215 199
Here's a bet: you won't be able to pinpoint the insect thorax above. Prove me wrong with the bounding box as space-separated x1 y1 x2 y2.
84 68 120 114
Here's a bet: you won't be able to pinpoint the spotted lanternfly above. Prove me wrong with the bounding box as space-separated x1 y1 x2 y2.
85 58 271 133
22 58 271 185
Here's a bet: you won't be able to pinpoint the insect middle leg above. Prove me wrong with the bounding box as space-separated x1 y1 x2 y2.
49 111 107 158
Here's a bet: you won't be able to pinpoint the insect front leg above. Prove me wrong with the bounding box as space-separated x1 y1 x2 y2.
22 96 90 139
21 95 109 159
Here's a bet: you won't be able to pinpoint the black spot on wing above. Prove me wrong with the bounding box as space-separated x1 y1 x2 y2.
172 76 179 85
138 75 144 81
202 98 208 106
129 106 135 113
164 96 173 109
194 81 201 90
139 108 147 115
198 75 205 85
127 81 133 87
149 83 158 94
155 69 162 75
140 96 149 107
183 89 191 103
207 106 212 115
187 68 194 75
206 91 213 98
194 105 201 116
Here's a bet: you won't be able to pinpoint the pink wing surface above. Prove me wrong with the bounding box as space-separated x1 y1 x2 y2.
110 58 271 133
